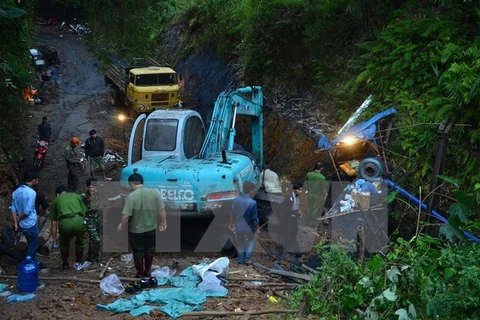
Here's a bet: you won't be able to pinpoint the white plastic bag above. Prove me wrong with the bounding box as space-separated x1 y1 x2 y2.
120 254 133 264
100 274 125 295
193 257 230 280
151 266 176 278
198 274 223 291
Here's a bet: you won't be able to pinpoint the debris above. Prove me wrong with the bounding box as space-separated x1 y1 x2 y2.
99 257 114 279
253 263 312 282
108 195 122 202
180 310 296 317
268 296 279 304
0 290 12 297
151 266 176 278
301 264 319 275
7 293 37 303
99 273 125 295
120 253 133 263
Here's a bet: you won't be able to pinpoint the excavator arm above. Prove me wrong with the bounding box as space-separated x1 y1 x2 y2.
199 86 263 166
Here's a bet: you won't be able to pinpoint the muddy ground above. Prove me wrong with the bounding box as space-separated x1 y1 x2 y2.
0 26 329 319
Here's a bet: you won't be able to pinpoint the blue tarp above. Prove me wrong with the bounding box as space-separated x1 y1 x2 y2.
318 108 397 149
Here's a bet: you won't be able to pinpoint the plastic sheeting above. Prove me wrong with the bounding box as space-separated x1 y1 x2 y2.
97 260 229 318
97 285 227 318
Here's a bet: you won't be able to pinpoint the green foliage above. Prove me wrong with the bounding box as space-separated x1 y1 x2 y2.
296 236 480 319
184 0 241 56
237 0 309 81
350 2 480 194
85 0 186 62
0 0 36 154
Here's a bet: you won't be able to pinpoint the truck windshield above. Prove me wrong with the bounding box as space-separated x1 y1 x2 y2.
145 119 178 151
135 73 177 86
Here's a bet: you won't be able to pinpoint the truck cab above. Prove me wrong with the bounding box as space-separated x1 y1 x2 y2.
126 66 180 112
120 86 264 216
105 58 181 115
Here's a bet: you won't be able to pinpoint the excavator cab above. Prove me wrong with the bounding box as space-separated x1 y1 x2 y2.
128 109 206 164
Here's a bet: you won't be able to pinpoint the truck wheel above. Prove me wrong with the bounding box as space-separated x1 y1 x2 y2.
110 87 121 107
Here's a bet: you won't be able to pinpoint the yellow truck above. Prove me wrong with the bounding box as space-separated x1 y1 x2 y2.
104 57 181 115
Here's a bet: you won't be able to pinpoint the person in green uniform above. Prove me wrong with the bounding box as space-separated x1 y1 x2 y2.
117 173 167 278
304 162 327 226
50 185 88 270
64 137 84 192
81 177 101 266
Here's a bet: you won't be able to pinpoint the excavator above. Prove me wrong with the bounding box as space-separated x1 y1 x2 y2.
120 86 264 216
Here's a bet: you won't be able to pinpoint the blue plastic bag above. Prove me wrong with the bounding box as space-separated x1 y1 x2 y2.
7 293 37 303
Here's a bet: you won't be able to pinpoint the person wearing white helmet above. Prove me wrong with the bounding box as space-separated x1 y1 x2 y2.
64 137 83 192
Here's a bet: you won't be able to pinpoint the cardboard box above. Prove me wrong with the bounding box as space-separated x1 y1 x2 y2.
352 192 371 209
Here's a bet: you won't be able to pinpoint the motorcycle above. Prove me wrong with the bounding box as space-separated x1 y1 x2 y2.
32 136 54 169
59 18 89 35
33 140 49 169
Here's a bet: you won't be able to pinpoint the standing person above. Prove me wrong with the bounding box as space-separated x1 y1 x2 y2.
49 65 60 88
85 130 109 181
117 173 167 278
38 116 52 142
281 183 303 254
64 136 83 192
304 162 328 226
230 181 259 265
9 171 40 264
81 178 101 266
49 186 88 270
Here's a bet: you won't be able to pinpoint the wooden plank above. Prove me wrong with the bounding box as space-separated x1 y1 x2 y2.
253 263 312 281
99 257 113 279
301 264 320 275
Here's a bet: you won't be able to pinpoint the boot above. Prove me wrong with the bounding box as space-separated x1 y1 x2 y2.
144 253 154 277
134 258 144 278
61 249 69 270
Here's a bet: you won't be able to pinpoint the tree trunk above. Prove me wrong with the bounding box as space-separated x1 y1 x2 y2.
37 216 47 232
40 235 54 255
16 234 28 251
37 218 51 247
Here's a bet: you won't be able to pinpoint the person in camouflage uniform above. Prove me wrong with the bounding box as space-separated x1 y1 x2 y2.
64 137 84 192
81 177 101 265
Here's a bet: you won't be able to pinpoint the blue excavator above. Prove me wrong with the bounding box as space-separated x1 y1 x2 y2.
120 86 264 216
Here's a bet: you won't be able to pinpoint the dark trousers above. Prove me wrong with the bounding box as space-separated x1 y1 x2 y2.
68 166 83 192
129 229 156 259
35 191 49 210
